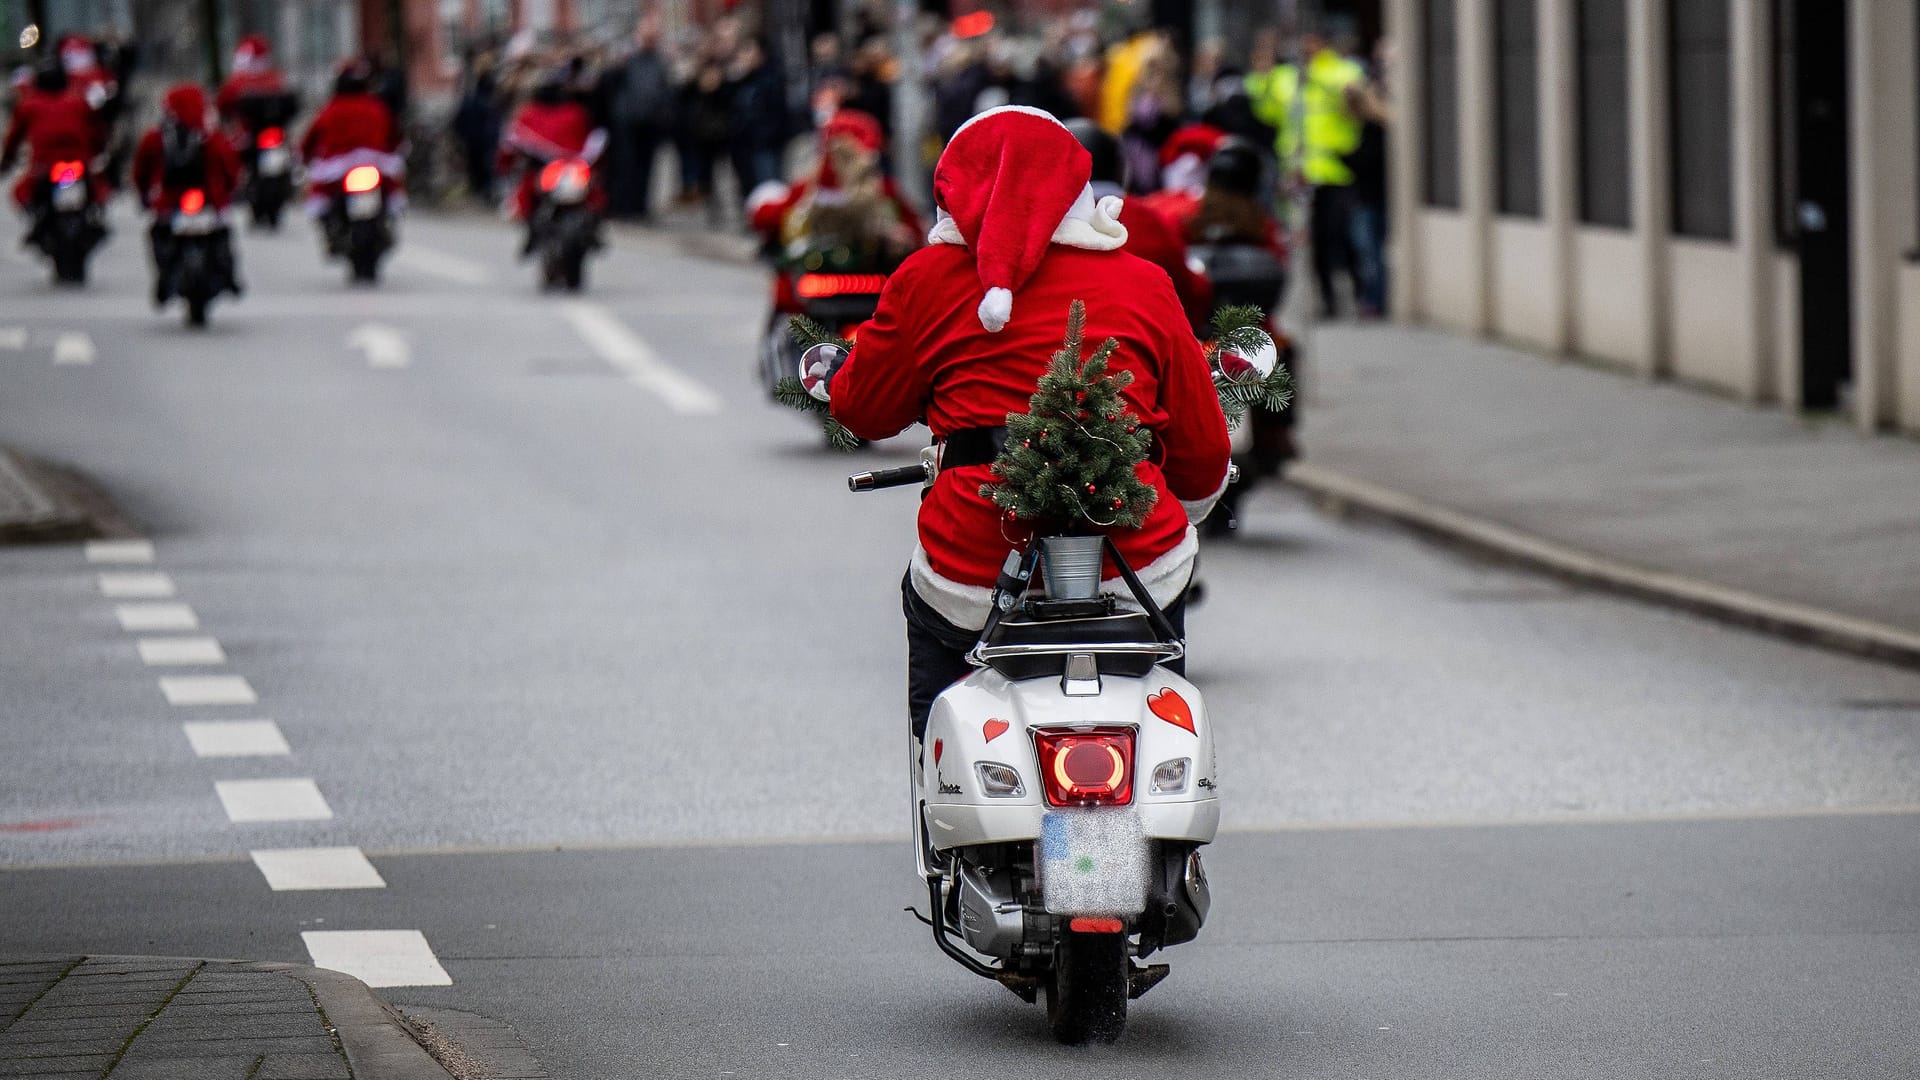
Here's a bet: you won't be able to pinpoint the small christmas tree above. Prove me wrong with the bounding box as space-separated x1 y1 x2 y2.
982 301 1158 530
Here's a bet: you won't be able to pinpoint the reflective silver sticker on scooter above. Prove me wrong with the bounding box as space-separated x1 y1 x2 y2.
1038 807 1149 917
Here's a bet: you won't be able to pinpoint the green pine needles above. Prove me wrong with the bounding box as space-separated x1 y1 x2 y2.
1205 304 1294 429
982 301 1159 530
771 316 862 450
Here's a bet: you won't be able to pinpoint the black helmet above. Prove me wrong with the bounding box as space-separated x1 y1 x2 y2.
334 58 372 95
1062 116 1124 188
1206 137 1264 198
33 58 68 94
531 68 568 105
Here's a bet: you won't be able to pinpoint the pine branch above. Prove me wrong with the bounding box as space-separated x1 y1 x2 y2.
787 316 850 352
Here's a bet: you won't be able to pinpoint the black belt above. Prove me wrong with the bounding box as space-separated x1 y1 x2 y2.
936 426 1008 469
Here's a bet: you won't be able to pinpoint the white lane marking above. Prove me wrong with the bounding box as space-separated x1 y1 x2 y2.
394 245 490 285
183 720 290 758
115 602 198 631
52 332 95 365
216 778 333 822
558 301 723 415
138 636 226 665
252 847 386 891
347 323 411 368
85 539 155 563
159 674 258 706
0 327 28 350
301 930 451 987
98 571 175 598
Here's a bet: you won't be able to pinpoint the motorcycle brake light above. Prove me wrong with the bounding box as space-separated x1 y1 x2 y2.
1068 917 1126 934
343 165 381 193
1034 728 1134 807
48 160 83 184
179 189 206 214
538 159 590 192
795 273 887 299
257 127 284 149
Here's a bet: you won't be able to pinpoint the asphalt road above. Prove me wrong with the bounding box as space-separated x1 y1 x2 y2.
3 205 1918 1078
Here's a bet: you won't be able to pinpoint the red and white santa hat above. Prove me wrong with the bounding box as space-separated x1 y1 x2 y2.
928 106 1127 332
232 34 273 75
1158 123 1227 196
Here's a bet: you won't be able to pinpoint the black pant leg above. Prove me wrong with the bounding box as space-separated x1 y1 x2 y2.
901 575 981 742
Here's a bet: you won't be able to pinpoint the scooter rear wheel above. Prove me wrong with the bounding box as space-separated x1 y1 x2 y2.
1044 930 1129 1045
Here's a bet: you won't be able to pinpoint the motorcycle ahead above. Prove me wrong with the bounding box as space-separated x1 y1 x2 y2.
840 403 1219 1045
526 158 599 292
153 187 238 328
241 124 294 229
323 164 393 283
26 159 107 285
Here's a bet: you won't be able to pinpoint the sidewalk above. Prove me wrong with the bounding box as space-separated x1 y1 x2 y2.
1290 322 1920 663
0 956 451 1080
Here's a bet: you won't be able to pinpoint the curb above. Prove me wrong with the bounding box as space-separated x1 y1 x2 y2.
1284 461 1920 670
259 962 457 1080
0 449 94 543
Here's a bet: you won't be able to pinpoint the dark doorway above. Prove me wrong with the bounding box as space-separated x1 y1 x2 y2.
1790 0 1851 409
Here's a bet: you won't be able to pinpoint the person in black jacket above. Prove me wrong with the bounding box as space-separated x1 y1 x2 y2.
727 39 787 196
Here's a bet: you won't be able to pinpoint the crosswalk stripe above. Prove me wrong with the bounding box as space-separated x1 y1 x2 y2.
215 778 332 822
182 720 290 757
84 539 155 563
115 603 198 631
252 847 386 890
159 674 257 706
98 572 175 598
302 930 450 987
138 637 226 665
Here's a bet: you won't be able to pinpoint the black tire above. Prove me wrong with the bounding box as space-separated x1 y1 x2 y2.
561 249 585 292
53 248 86 285
1044 931 1129 1045
185 295 209 327
349 248 381 283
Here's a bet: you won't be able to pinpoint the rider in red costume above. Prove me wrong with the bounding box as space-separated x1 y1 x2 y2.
131 84 244 305
300 60 404 217
216 36 288 122
497 71 607 234
1 61 103 214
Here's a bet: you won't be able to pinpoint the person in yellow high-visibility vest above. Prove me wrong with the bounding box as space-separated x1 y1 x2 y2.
1246 29 1368 317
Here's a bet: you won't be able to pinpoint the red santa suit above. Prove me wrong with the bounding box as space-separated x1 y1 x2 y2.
3 87 101 208
747 110 923 242
132 85 242 215
497 98 606 218
216 36 289 134
830 106 1231 630
300 90 403 214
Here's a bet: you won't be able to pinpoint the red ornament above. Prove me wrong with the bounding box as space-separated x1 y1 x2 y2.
1110 498 1123 509
1086 483 1098 494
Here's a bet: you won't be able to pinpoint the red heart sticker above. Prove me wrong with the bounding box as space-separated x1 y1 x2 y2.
932 739 944 765
1147 688 1195 734
983 718 1009 742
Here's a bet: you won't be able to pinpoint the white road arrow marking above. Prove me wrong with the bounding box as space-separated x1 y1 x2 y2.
0 327 27 351
559 301 723 415
347 323 411 369
52 332 94 365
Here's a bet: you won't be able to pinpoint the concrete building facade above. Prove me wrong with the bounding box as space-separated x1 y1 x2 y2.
1385 0 1920 434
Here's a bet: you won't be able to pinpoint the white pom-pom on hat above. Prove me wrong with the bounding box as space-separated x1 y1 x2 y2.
978 287 1013 333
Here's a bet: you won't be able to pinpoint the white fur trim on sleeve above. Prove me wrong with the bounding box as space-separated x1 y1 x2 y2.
1179 467 1233 527
744 180 791 215
907 530 1200 631
979 287 1013 332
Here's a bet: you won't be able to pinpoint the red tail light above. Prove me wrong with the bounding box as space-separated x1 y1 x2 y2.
256 127 284 149
179 189 206 214
48 160 83 184
1034 728 1135 807
795 273 887 299
343 165 381 193
538 159 590 192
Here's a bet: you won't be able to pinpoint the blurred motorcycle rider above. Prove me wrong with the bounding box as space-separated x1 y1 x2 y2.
131 84 243 306
747 109 922 267
1063 117 1210 333
300 59 404 220
497 69 606 256
217 35 294 138
1 61 104 246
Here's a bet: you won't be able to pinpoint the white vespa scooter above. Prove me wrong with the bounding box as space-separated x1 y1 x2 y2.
832 375 1222 1044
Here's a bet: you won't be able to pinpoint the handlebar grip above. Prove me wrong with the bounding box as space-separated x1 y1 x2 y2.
848 463 932 492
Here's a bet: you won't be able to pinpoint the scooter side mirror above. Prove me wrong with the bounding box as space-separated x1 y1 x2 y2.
798 341 847 403
1214 329 1278 382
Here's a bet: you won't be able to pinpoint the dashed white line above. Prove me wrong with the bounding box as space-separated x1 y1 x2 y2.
98 571 175 598
0 326 26 350
159 674 257 706
558 301 724 415
346 323 412 368
301 930 451 987
85 539 155 563
115 602 199 631
183 720 290 757
393 245 491 285
252 847 386 891
137 636 226 665
215 778 333 822
52 332 95 365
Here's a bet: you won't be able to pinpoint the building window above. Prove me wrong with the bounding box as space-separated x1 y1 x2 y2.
1670 0 1734 239
1496 0 1542 217
1423 0 1461 209
1577 0 1630 227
